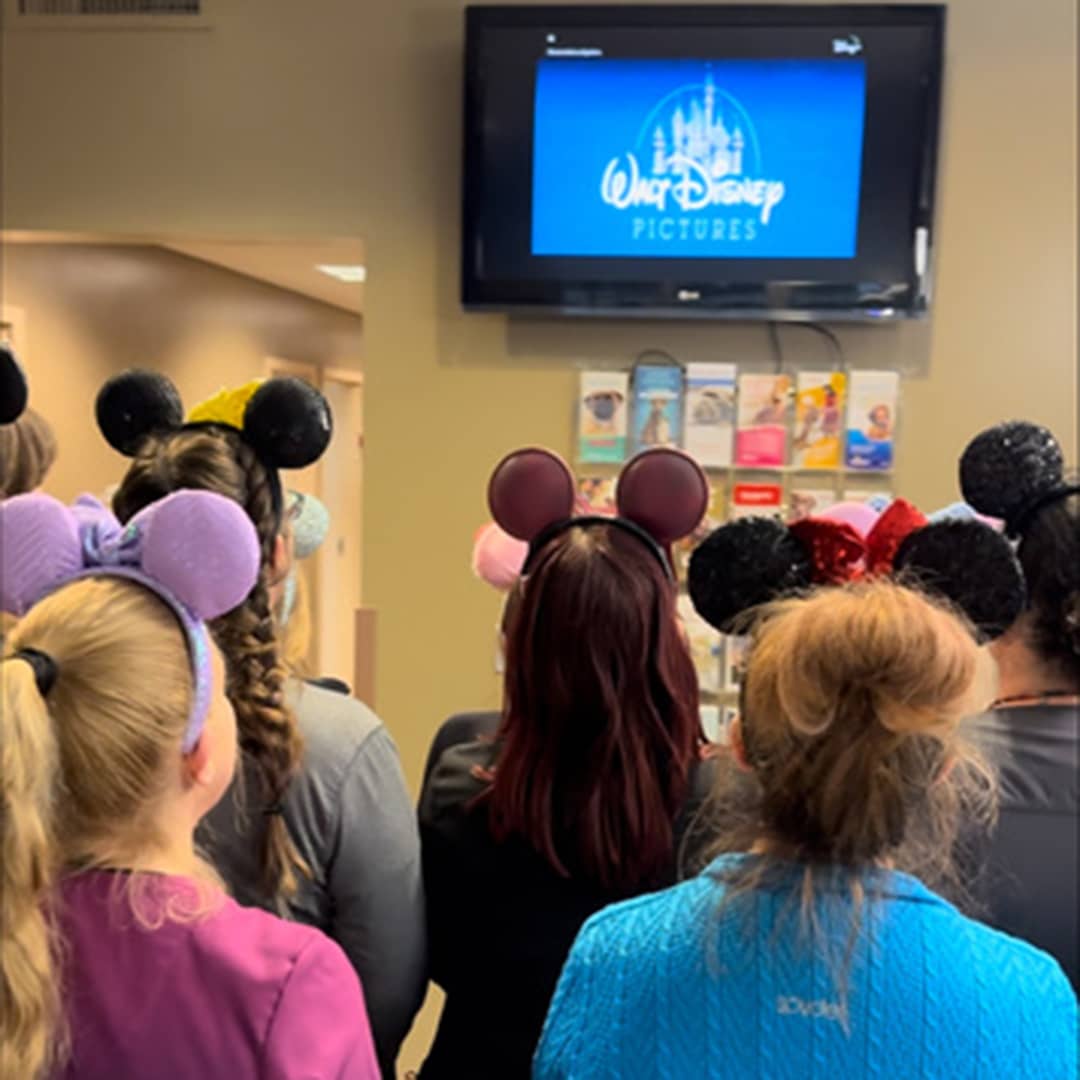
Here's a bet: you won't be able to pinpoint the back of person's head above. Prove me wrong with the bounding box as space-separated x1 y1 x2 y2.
730 580 994 880
1 578 205 1079
959 420 1080 688
0 409 57 499
112 424 303 897
1014 492 1080 686
490 521 701 892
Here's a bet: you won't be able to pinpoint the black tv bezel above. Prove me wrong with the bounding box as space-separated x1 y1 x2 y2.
462 3 945 322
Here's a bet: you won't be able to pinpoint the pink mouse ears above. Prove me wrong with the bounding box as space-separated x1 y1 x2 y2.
487 445 708 577
1 489 261 751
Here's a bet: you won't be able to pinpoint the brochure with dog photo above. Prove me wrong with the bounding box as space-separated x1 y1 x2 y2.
578 371 629 463
576 474 618 516
684 362 737 467
735 373 792 467
631 364 684 453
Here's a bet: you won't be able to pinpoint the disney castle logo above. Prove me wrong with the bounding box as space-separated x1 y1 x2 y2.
600 72 786 226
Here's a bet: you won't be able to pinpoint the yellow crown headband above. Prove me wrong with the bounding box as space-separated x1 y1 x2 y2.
187 380 264 431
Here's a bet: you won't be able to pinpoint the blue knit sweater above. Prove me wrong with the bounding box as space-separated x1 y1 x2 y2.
535 855 1078 1079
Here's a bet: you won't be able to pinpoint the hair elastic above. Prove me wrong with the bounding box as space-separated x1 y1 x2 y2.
1007 483 1080 538
12 648 59 697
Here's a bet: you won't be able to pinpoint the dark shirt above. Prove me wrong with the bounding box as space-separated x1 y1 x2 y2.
418 738 716 1079
967 704 1079 987
421 710 500 789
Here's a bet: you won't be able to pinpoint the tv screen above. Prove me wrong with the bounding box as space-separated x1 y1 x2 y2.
463 5 944 321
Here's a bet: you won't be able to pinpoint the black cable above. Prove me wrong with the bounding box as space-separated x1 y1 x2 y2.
766 321 784 374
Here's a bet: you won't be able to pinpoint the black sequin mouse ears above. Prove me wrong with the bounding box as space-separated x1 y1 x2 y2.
0 344 29 425
487 446 709 580
688 500 1025 642
95 370 333 469
960 420 1079 538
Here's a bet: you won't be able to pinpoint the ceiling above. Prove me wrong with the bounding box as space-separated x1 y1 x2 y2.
163 238 365 315
2 231 365 316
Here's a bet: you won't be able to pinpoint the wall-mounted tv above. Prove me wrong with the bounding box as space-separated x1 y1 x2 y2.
463 5 945 321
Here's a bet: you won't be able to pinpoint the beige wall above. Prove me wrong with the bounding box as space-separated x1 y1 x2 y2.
2 2 1075 1071
3 0 1076 767
1 243 363 502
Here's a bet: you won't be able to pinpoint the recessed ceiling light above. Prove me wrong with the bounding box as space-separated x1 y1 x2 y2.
315 264 367 283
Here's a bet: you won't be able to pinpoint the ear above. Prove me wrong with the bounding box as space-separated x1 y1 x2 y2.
243 378 333 470
270 532 292 585
96 370 184 456
893 520 1026 641
182 732 216 789
729 716 754 773
616 447 708 545
0 494 84 615
131 490 262 619
688 517 813 633
0 343 29 425
487 447 576 542
960 420 1064 528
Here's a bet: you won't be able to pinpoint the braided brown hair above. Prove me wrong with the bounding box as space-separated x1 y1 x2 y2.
112 425 306 899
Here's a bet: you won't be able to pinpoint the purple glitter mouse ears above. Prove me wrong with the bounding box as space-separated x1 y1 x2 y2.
0 489 261 752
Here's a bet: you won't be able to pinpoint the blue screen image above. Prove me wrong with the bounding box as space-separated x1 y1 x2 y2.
531 59 867 260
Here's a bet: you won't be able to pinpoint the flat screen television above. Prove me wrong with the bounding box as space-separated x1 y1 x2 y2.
463 5 945 321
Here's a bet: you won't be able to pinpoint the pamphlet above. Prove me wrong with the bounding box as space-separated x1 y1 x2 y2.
735 373 791 466
684 362 737 467
578 370 629 464
632 364 684 452
845 371 899 471
793 370 846 469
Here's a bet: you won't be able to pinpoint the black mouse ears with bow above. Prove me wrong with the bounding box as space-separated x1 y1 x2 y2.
487 446 709 579
960 420 1078 538
1 344 29 425
687 506 1025 643
95 369 333 470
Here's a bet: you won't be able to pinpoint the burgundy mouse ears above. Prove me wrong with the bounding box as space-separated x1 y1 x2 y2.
95 369 332 470
689 503 1025 641
1 343 29 425
487 446 709 572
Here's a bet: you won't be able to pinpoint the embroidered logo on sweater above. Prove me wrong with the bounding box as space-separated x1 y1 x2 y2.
776 996 848 1025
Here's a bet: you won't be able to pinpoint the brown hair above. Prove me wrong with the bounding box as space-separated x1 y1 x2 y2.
112 426 304 899
1 578 199 1079
487 523 701 892
708 580 996 964
0 410 57 499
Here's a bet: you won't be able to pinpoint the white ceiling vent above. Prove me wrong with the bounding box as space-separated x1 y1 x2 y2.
9 0 211 27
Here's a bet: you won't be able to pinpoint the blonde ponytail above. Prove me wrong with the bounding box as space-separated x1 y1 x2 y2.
0 659 62 1080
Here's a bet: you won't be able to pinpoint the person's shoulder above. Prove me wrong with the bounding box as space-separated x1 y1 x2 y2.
957 909 1073 984
287 677 386 761
418 738 497 825
574 873 716 960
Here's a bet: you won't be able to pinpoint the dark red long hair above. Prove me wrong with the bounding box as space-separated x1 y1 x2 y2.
486 522 701 892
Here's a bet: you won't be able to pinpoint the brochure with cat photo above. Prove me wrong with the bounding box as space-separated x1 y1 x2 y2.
576 474 618 516
793 370 846 469
578 370 629 464
735 373 792 467
632 364 684 453
684 362 736 467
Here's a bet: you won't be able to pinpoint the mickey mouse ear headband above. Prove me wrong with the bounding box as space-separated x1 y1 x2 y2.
1 490 260 751
1 343 29 425
688 498 1024 641
96 370 333 525
487 446 709 580
96 369 333 469
960 420 1079 538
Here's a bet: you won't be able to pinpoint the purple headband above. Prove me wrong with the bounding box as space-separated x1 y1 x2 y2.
0 490 260 752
